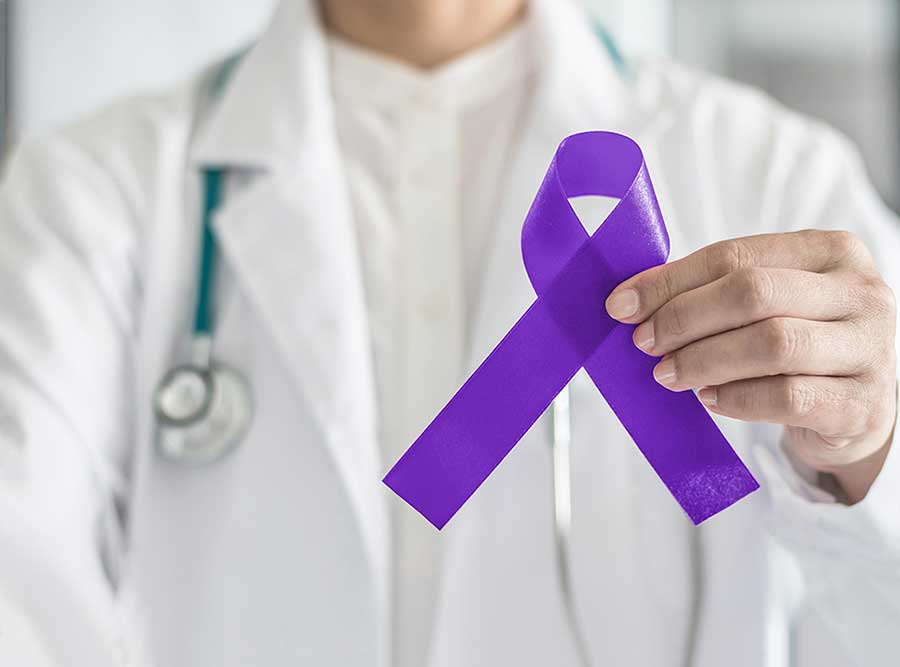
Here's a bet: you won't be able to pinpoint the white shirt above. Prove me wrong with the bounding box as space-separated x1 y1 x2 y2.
327 24 535 667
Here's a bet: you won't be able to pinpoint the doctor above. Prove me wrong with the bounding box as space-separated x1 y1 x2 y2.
1 0 899 665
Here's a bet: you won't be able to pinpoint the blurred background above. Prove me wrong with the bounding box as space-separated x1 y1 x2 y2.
0 0 897 663
1 0 899 210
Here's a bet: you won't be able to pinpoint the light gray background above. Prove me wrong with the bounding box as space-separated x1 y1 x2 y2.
8 0 276 143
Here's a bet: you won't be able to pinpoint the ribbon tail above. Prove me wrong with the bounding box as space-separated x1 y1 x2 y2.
383 298 584 529
586 325 759 524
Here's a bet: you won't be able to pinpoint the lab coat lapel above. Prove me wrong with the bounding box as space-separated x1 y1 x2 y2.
190 0 389 623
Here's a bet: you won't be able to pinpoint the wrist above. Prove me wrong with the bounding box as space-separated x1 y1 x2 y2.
820 385 897 505
830 434 893 504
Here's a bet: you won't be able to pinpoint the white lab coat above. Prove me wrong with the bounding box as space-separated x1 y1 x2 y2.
1 1 899 665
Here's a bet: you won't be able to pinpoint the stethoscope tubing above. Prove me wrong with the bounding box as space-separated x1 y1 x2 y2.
153 168 252 464
551 387 590 666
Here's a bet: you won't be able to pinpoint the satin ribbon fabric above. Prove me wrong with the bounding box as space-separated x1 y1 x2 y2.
384 132 759 529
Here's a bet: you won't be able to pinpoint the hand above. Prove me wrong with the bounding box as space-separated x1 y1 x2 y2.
605 230 897 504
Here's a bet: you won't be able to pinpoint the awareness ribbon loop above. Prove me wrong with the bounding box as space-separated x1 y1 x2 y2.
384 131 759 529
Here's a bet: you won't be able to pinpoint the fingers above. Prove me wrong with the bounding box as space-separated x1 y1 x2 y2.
699 373 896 471
652 317 869 391
697 375 875 446
632 268 858 356
602 230 895 474
606 230 875 323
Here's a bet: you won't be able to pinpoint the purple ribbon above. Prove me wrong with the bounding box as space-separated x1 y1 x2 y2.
384 131 759 529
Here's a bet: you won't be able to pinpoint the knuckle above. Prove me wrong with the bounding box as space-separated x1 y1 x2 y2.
761 318 800 365
827 230 857 255
862 399 886 437
825 380 870 442
707 240 751 277
827 230 871 266
783 377 818 419
659 298 689 339
654 267 680 306
728 383 757 414
861 375 895 433
733 267 775 316
866 277 896 317
846 272 873 304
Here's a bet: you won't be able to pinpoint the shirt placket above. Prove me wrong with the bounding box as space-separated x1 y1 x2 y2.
397 91 466 441
391 86 465 667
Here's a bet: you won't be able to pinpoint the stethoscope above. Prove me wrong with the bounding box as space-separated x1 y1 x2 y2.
550 386 591 666
153 168 253 464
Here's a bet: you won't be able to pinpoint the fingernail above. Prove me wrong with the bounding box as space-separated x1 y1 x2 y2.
633 321 655 352
653 358 676 387
697 387 717 407
606 288 639 320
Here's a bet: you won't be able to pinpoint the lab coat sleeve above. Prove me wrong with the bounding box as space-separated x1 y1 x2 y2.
751 121 900 665
0 134 140 666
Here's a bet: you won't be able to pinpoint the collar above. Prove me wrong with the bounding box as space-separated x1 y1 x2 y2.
189 0 330 172
326 20 534 113
188 0 631 173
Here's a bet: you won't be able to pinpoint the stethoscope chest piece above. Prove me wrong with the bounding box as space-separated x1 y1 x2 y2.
154 362 252 465
153 167 254 465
